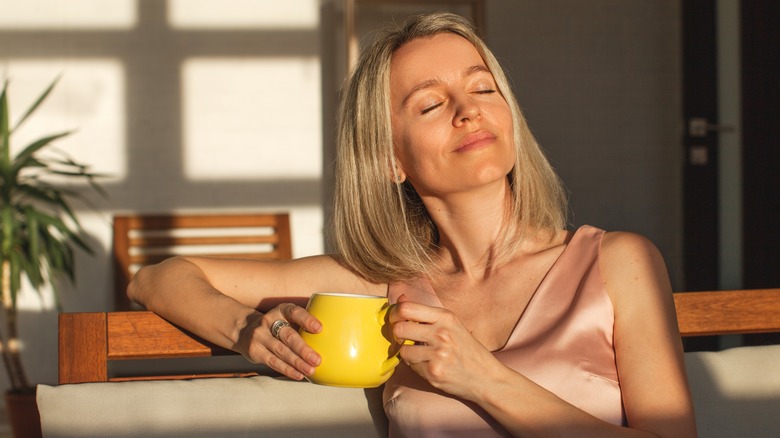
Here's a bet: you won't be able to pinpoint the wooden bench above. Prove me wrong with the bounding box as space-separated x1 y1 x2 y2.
41 289 780 438
58 288 780 384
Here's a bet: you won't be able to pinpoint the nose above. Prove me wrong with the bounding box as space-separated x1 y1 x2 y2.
453 94 481 127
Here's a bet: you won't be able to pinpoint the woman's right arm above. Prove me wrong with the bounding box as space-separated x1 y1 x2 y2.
127 255 383 380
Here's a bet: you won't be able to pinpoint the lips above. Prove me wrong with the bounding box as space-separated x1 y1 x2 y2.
454 130 497 152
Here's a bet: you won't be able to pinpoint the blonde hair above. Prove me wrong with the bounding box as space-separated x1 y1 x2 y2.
330 12 567 283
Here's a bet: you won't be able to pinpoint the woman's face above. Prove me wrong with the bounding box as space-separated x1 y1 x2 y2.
389 33 514 198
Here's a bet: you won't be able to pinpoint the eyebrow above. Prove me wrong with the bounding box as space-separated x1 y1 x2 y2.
400 64 492 108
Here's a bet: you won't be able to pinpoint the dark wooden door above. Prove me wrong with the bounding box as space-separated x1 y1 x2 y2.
682 0 719 292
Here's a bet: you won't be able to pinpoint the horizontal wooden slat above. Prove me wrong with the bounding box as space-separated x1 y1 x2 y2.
674 289 780 337
105 290 780 358
129 235 280 247
128 252 283 266
125 214 284 229
106 290 780 356
107 312 235 360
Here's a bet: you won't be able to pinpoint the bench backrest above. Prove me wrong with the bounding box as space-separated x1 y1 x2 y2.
113 213 292 309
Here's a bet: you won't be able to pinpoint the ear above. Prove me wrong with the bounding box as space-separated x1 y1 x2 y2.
394 167 407 184
388 157 407 184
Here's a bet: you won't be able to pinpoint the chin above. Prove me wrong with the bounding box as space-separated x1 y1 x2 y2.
473 163 513 184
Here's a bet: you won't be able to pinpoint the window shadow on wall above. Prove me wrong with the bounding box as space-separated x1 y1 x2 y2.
0 0 323 214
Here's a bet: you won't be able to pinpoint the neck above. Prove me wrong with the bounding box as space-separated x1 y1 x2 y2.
420 179 511 278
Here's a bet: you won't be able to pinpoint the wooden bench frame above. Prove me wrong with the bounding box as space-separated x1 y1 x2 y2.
58 288 780 385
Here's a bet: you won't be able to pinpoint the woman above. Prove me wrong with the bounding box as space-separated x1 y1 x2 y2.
129 12 696 437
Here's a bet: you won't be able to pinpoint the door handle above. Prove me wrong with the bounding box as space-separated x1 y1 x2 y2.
688 117 735 137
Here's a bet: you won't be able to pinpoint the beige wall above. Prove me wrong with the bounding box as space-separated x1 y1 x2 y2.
485 0 683 287
0 0 682 398
1 0 326 396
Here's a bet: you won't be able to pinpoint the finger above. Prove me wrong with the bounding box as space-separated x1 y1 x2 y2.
260 324 321 378
393 319 431 345
393 321 422 343
260 342 312 380
281 303 322 334
389 300 441 325
390 294 415 323
257 310 321 371
275 322 322 368
399 342 435 367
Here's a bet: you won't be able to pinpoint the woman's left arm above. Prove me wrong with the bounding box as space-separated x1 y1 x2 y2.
392 232 697 437
599 231 697 436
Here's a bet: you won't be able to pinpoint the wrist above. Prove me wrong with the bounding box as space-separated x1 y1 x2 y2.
470 361 518 406
230 307 263 349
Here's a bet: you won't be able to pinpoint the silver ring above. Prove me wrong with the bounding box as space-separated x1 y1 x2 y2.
270 320 290 340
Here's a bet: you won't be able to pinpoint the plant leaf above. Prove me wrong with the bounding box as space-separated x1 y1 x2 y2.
13 183 63 209
8 251 22 305
26 207 41 274
1 80 11 173
11 132 72 176
11 75 60 133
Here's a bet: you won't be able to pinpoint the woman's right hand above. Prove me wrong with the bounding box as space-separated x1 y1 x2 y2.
235 303 323 381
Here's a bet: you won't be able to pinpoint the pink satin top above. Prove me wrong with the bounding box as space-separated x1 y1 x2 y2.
384 225 624 437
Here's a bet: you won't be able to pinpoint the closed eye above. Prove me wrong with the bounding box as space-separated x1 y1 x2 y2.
421 102 443 114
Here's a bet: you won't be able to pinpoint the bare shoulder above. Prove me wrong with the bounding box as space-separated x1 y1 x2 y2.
599 231 673 307
600 231 665 267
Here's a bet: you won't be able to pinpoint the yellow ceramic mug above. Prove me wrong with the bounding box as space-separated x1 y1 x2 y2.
299 292 402 388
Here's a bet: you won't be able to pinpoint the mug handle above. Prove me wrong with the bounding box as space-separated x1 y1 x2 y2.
378 304 415 368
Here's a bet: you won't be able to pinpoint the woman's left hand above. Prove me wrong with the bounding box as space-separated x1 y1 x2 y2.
389 294 500 401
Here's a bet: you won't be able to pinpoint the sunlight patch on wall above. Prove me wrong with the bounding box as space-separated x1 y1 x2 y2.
3 60 127 180
182 57 321 181
168 0 318 29
0 0 136 29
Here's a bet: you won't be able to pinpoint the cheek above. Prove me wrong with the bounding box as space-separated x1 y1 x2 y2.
391 130 410 169
495 102 513 131
496 106 515 148
493 104 516 168
394 122 441 166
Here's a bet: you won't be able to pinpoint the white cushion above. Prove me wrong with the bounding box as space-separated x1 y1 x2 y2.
685 344 780 438
38 345 780 437
37 375 387 438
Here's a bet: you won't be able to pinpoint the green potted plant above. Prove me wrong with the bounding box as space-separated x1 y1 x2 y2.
1 77 104 437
